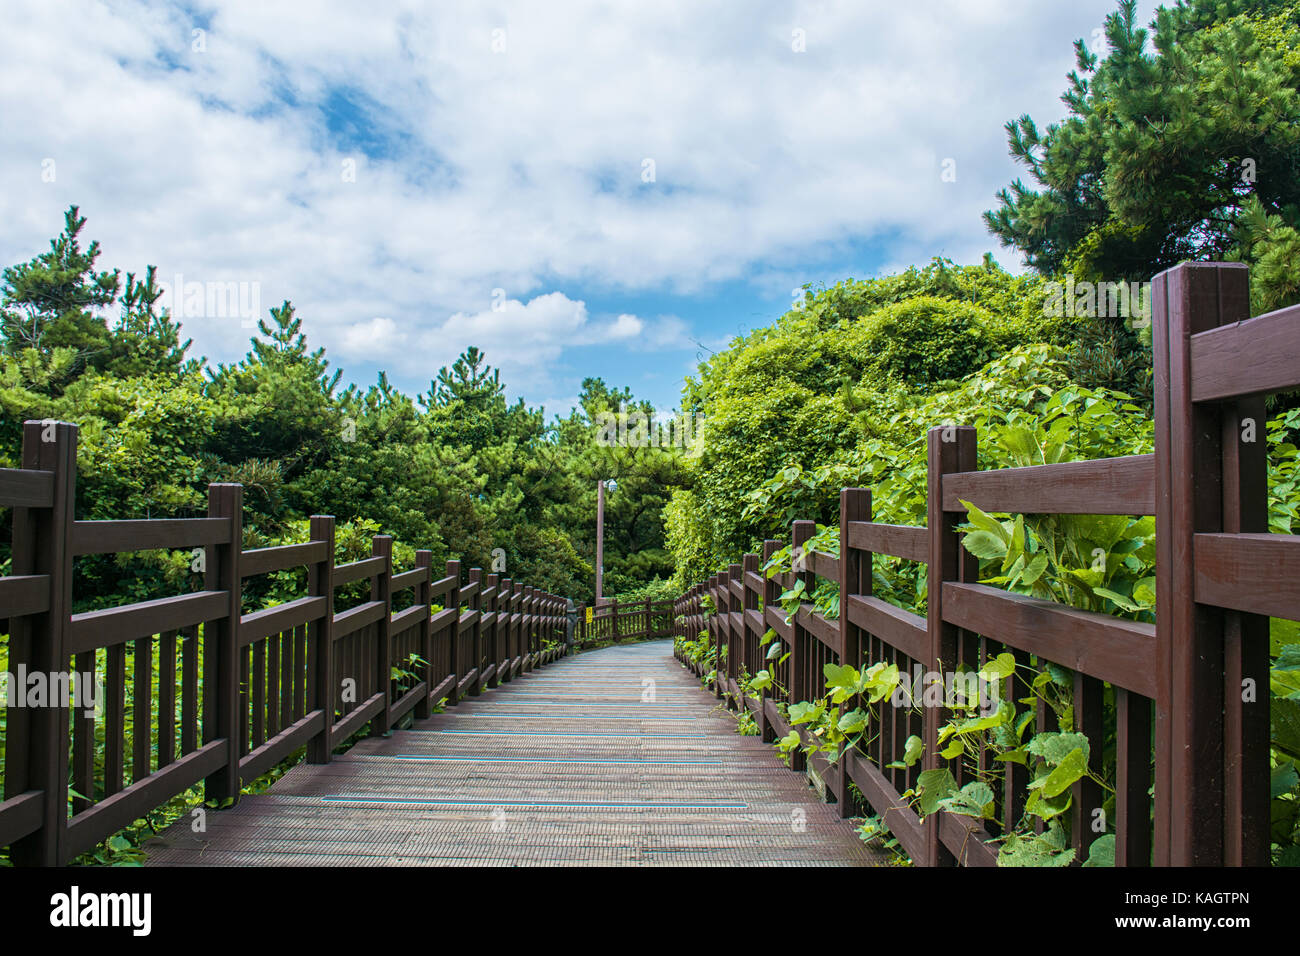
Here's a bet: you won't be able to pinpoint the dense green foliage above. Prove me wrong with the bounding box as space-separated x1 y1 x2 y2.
0 208 688 609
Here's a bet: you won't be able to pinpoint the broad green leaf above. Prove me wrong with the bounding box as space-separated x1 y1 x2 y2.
1082 833 1116 867
978 652 1016 683
837 708 869 734
1029 747 1088 798
824 663 858 689
962 530 1008 562
916 768 957 816
960 499 1009 543
1027 731 1091 765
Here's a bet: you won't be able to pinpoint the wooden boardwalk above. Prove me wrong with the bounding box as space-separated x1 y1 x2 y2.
142 640 883 866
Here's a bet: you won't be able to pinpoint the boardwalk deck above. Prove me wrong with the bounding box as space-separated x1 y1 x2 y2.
142 640 884 866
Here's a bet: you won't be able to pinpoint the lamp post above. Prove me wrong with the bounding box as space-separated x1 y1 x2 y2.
595 478 616 605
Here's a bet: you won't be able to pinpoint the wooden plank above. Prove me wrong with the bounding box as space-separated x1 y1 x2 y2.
306 515 335 765
391 603 427 637
0 792 44 848
203 483 243 806
429 573 456 602
332 556 385 587
391 566 430 591
330 692 385 743
68 591 228 655
428 673 457 705
942 583 1157 697
844 594 927 662
926 425 977 867
240 541 327 578
105 644 127 795
8 421 75 865
1194 532 1300 620
133 635 153 782
1115 688 1152 866
844 520 927 562
763 606 792 642
71 518 232 556
806 550 838 582
0 466 53 508
1153 261 1247 865
942 454 1155 516
157 630 177 769
845 751 926 862
332 600 386 639
1190 300 1300 401
240 596 327 647
238 712 325 782
0 574 49 618
390 681 427 723
1217 396 1271 867
64 742 226 859
938 812 999 867
181 627 198 755
794 605 840 656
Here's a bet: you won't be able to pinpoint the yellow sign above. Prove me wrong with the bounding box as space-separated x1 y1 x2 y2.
585 606 593 624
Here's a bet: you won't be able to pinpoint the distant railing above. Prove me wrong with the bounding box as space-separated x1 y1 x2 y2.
675 261 1300 867
0 426 571 865
575 598 676 647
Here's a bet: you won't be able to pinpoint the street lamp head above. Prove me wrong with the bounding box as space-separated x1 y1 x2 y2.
606 478 617 494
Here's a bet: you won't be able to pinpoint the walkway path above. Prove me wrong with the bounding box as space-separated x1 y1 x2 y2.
143 640 882 866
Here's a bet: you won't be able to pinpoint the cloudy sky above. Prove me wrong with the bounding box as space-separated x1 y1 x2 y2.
0 0 1160 418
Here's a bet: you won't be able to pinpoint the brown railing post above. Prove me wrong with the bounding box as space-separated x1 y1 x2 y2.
717 568 733 705
1152 260 1267 865
837 488 870 818
444 559 462 705
467 568 483 696
204 482 244 806
9 421 76 865
924 426 976 866
370 536 394 736
506 581 518 676
485 573 501 688
415 549 433 719
760 540 781 743
521 585 532 671
789 520 815 770
305 516 336 761
740 553 760 732
306 515 336 763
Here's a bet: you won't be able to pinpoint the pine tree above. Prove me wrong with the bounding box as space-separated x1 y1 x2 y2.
0 205 120 370
985 0 1300 288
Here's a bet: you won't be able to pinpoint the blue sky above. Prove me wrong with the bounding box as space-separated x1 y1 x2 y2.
1 0 1161 420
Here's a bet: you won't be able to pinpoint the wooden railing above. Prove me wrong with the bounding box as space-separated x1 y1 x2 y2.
674 261 1300 867
0 427 570 865
576 598 676 647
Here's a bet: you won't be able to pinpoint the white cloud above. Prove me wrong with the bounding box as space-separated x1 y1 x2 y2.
342 316 406 360
0 0 1162 405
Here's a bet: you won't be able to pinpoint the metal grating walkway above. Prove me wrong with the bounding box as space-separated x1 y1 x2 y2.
142 640 884 866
